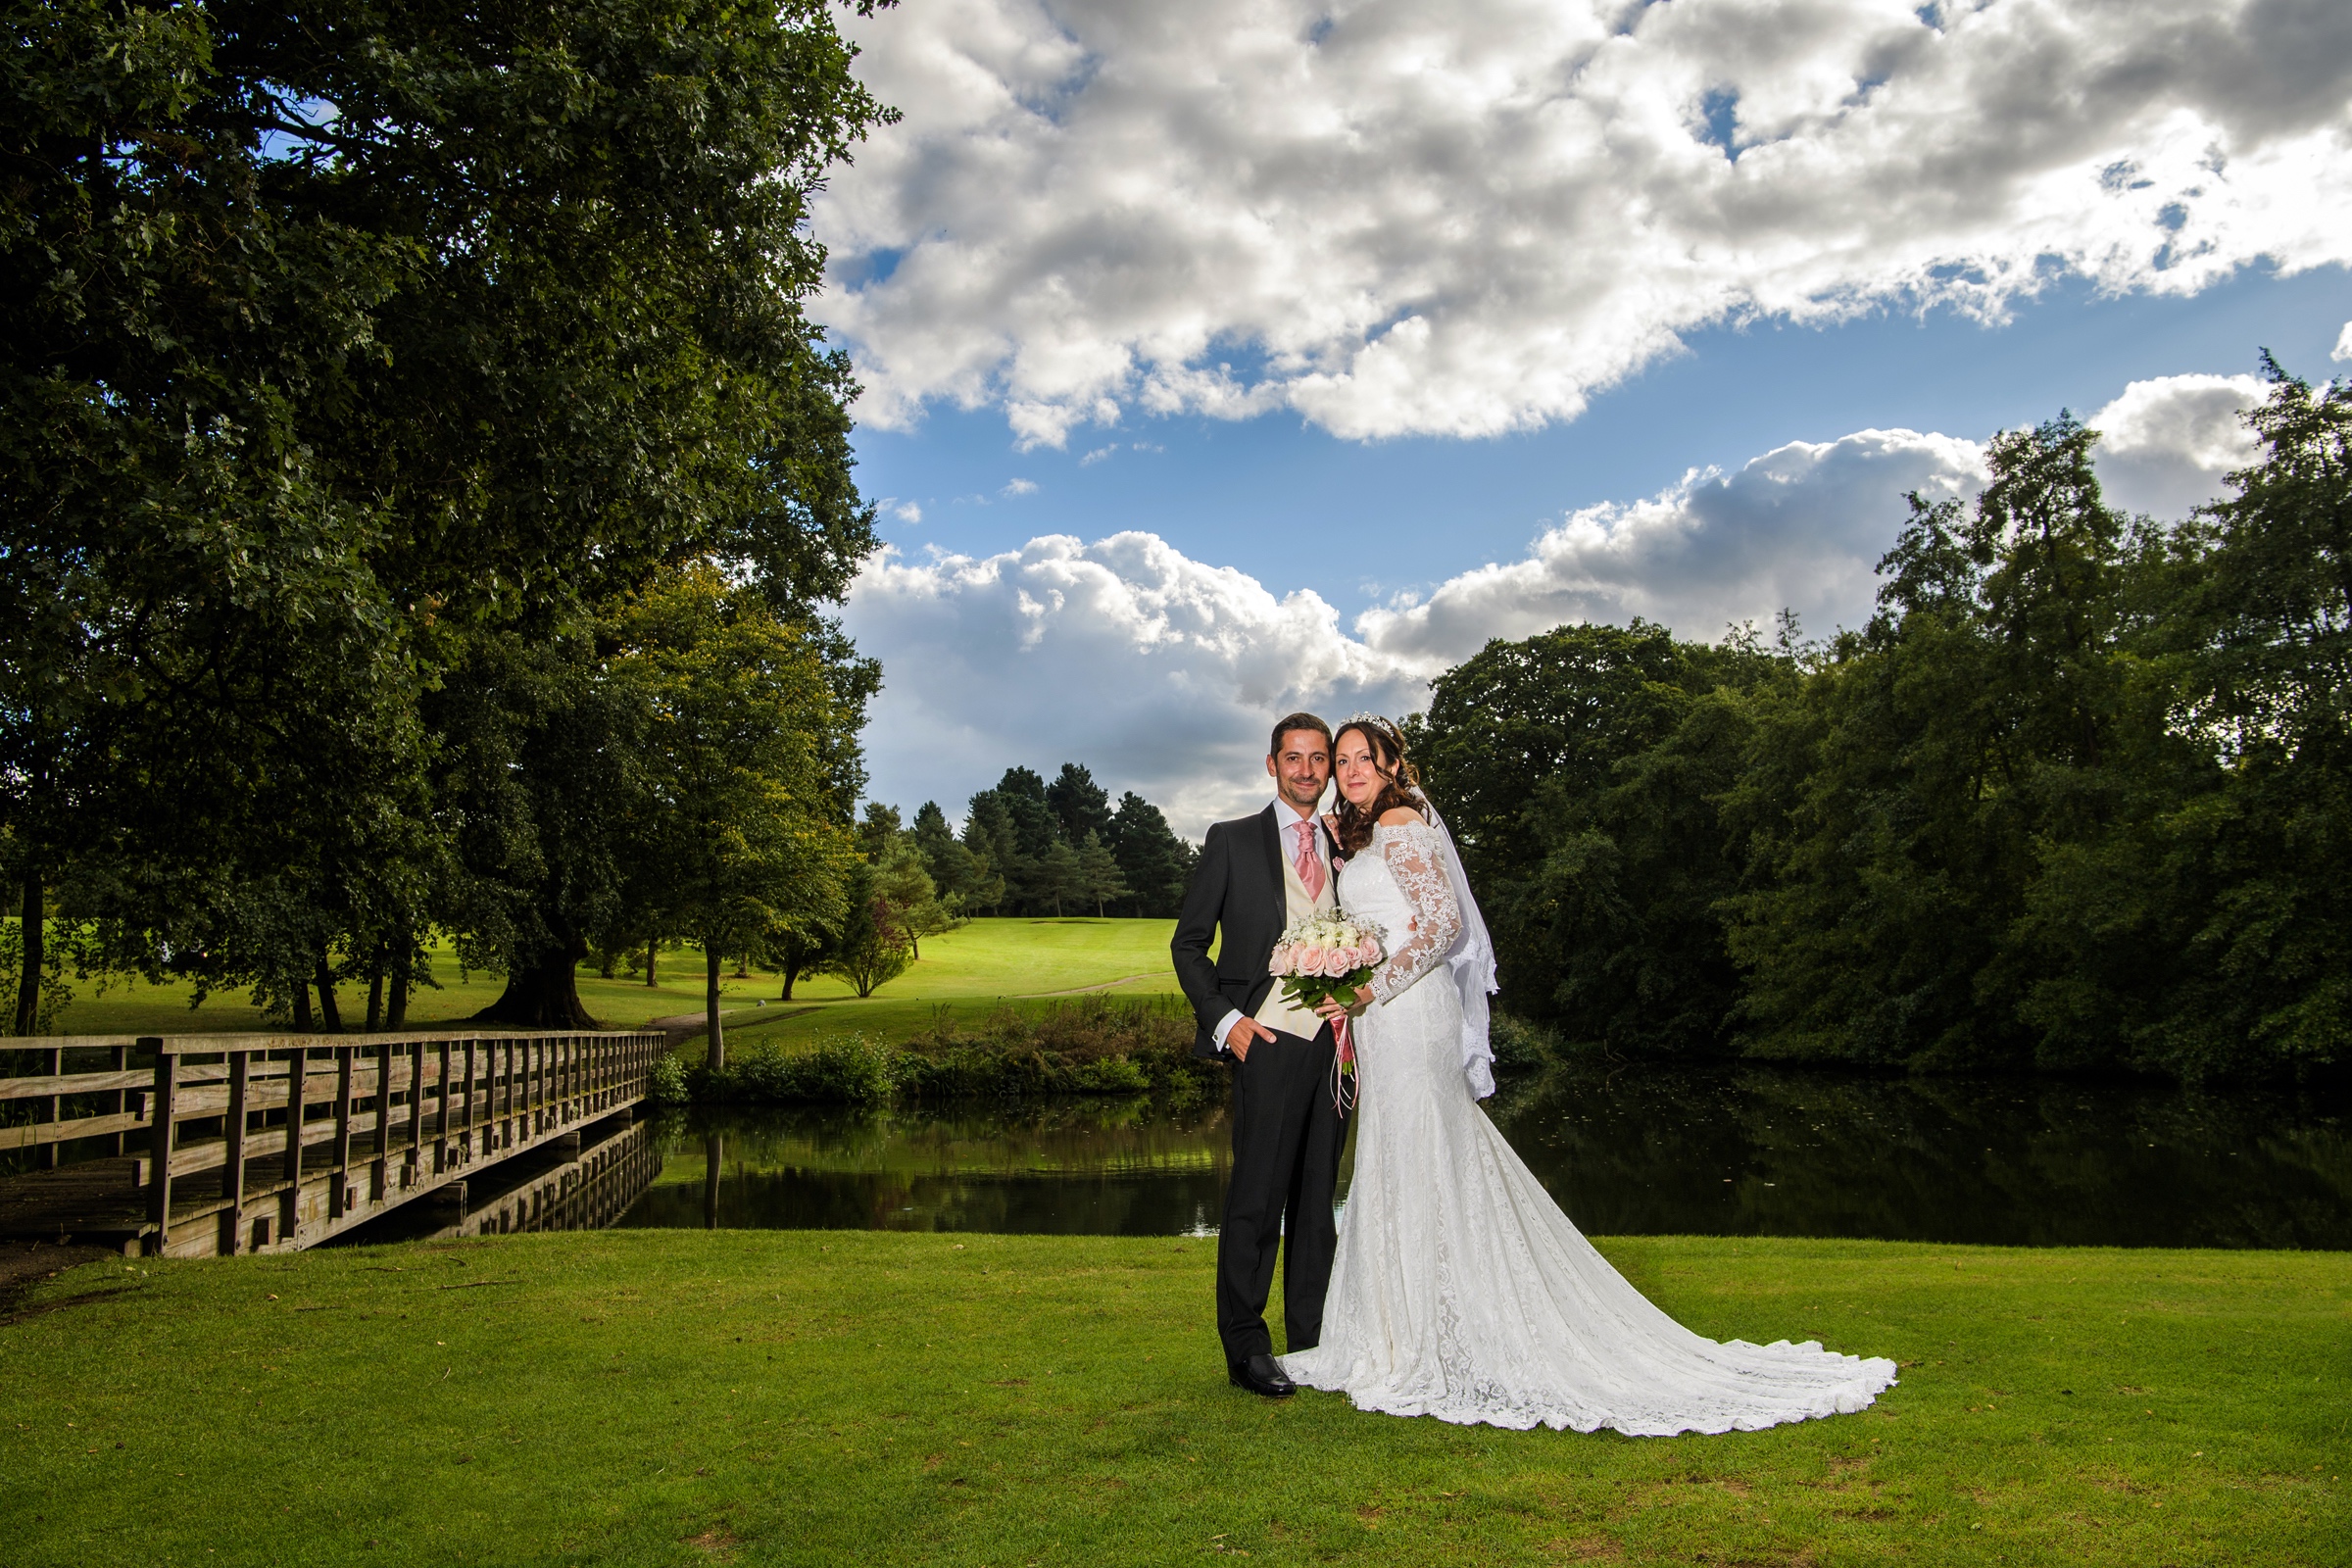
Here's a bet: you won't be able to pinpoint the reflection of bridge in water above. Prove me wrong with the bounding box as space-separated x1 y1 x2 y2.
0 1031 662 1256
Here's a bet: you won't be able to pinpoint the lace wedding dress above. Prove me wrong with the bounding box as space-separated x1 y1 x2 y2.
1280 821 1899 1435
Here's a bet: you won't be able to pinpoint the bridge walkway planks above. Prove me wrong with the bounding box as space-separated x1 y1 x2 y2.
0 1030 663 1257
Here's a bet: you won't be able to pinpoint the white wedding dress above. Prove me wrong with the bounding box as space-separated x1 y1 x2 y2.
1281 820 1898 1435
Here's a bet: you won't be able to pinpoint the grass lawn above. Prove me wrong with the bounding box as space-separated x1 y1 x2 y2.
3 1233 2343 1566
43 918 1180 1044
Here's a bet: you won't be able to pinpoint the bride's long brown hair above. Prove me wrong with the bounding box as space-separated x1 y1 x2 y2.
1330 716 1426 855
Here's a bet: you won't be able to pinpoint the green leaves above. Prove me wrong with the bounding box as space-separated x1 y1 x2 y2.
1420 370 2352 1082
4 0 890 1027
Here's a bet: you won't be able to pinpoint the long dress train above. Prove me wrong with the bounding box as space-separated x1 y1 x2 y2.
1280 821 1898 1435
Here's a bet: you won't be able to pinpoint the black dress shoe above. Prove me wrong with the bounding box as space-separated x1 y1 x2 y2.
1228 1352 1297 1397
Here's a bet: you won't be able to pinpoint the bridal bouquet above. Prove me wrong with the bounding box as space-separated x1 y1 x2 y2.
1269 914 1385 1112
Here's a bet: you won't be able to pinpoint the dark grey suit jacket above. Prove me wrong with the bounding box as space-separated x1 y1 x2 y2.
1170 805 1334 1059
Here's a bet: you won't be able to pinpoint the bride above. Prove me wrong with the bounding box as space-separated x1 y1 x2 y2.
1280 715 1898 1435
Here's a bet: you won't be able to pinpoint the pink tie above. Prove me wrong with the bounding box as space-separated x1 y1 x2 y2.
1293 820 1326 901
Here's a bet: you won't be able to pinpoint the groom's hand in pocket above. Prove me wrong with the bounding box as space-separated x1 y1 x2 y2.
1225 1017 1275 1061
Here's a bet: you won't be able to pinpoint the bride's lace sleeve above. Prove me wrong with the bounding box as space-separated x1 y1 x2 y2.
1367 824 1462 1003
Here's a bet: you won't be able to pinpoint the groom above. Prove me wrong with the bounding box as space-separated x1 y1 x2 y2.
1170 711 1348 1398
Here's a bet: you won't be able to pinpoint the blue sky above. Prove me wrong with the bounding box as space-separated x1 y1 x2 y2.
811 0 2352 830
851 265 2351 617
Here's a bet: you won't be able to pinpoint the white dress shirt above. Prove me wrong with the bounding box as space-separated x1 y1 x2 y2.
1214 797 1331 1053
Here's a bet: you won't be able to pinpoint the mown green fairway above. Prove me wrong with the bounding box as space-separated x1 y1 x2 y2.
4 1233 2343 1566
45 918 1180 1045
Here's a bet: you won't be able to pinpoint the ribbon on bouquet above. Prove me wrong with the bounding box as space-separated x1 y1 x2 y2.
1329 1012 1357 1117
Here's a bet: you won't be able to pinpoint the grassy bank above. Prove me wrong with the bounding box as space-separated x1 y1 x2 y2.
42 918 1180 1041
3 1234 2344 1566
685 995 1213 1105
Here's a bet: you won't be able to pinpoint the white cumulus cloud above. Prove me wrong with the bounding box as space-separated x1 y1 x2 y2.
821 0 2352 447
2086 371 2267 517
847 369 2279 831
845 532 1426 829
1356 428 1988 662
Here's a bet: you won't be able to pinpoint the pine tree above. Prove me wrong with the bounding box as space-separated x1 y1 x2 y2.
1106 792 1193 916
1047 763 1114 843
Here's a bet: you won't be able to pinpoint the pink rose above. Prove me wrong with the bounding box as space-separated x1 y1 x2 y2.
1322 948 1354 978
1297 945 1327 974
1268 943 1293 975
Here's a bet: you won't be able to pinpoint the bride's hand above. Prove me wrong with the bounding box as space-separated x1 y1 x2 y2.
1313 994 1356 1023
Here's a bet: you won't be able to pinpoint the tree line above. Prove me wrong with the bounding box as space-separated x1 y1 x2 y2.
2 0 893 1055
934 764 1200 919
1411 363 2349 1084
847 763 1199 935
682 763 1195 1016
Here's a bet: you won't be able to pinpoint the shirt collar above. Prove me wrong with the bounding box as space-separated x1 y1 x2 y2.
1272 797 1324 837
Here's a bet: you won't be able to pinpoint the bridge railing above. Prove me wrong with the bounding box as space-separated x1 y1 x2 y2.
1 1030 665 1255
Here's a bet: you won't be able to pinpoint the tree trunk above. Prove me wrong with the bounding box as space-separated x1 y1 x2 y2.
13 870 41 1037
387 942 411 1030
365 948 386 1031
472 938 601 1028
733 954 751 979
705 945 725 1073
293 971 314 1032
779 964 796 1002
645 939 657 987
314 957 343 1033
12 872 40 1036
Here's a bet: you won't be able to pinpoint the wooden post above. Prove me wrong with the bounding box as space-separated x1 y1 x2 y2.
373 1039 393 1159
462 1040 478 1161
36 1044 60 1169
331 1046 353 1216
434 1041 452 1173
371 1038 394 1201
144 1042 173 1254
107 1042 127 1156
283 1047 309 1185
222 1051 250 1253
408 1039 425 1170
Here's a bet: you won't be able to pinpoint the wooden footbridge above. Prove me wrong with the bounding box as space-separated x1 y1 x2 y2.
0 1031 664 1257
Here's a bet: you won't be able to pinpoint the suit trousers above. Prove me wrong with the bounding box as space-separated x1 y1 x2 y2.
1217 1022 1348 1364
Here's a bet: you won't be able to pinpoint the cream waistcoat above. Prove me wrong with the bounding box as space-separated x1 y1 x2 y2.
1253 828 1338 1038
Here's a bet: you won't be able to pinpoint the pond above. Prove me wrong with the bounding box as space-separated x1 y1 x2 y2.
607 1060 2352 1250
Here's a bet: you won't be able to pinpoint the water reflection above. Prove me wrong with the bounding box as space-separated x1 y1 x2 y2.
614 1098 1245 1237
1491 1061 2352 1250
613 1061 2351 1249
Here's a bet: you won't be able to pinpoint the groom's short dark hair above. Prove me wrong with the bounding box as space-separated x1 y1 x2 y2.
1269 711 1333 758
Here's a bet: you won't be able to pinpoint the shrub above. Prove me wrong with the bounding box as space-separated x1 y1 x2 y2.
698 1034 899 1104
647 1051 691 1106
682 996 1220 1105
1488 1010 1573 1072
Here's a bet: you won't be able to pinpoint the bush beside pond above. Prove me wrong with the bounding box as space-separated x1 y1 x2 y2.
678 996 1219 1105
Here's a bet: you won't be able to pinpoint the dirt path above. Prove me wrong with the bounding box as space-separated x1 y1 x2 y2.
644 1004 824 1040
1018 973 1167 998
